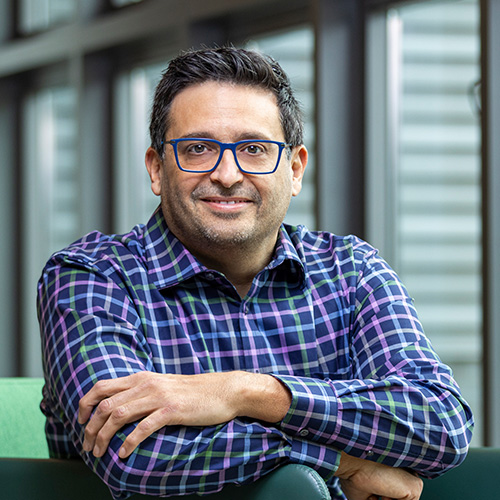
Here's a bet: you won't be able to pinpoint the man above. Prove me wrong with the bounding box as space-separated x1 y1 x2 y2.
38 46 473 500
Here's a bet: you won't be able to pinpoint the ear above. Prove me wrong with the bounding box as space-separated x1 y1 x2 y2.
290 145 308 197
145 147 163 196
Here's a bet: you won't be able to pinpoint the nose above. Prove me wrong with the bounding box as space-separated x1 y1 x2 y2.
209 148 244 188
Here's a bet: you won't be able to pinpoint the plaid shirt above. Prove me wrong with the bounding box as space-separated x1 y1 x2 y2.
37 208 473 499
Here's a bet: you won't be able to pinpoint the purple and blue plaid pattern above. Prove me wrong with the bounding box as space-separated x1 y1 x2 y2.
37 208 473 499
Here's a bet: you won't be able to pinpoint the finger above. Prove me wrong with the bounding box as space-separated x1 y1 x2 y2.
87 394 160 457
82 390 145 454
119 410 170 459
78 377 133 424
82 396 118 453
90 401 133 457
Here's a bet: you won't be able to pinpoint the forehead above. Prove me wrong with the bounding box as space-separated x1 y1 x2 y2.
167 81 282 139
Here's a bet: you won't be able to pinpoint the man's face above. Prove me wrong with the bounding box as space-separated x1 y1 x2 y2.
146 81 307 262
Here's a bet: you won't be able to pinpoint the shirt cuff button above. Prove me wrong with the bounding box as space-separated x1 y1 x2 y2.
299 428 309 437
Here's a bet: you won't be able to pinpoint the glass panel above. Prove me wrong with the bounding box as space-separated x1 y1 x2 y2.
0 89 17 375
368 0 482 443
22 86 79 375
247 26 316 229
114 62 166 232
18 0 76 34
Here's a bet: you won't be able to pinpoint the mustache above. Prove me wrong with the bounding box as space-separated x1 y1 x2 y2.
191 185 261 203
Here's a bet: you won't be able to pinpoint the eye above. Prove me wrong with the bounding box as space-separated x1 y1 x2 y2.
186 142 211 154
241 143 266 155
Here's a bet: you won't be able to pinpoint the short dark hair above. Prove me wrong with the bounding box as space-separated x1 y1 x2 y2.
149 46 304 155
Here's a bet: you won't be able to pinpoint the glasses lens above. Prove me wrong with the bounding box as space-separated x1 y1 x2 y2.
173 139 283 173
236 141 281 173
176 140 220 171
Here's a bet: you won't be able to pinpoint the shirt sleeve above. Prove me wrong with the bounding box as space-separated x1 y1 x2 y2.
274 246 474 479
37 252 340 499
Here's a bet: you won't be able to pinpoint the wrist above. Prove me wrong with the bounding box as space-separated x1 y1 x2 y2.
235 372 292 422
335 452 365 479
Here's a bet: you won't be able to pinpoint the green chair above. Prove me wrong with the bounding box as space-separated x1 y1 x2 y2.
0 377 49 458
0 377 331 500
421 447 500 499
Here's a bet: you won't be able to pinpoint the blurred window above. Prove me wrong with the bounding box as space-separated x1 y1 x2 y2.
246 27 316 229
367 0 482 442
18 0 76 34
114 62 166 232
22 86 79 375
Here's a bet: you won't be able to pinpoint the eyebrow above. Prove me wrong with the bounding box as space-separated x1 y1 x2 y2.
177 132 277 142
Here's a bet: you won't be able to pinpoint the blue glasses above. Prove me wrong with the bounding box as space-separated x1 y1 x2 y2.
165 138 290 175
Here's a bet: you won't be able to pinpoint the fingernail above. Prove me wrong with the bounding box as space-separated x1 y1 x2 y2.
119 447 127 459
93 446 101 457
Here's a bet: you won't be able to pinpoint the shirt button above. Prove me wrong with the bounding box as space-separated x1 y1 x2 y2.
366 450 374 457
206 272 215 280
299 429 309 437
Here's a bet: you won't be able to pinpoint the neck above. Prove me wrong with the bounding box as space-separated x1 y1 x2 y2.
195 245 274 297
185 234 276 297
162 210 281 297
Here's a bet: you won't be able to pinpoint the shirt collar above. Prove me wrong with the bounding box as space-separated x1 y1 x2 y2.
143 208 306 290
143 209 206 289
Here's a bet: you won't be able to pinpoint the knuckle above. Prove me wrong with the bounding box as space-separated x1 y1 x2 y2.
159 405 179 425
137 417 155 433
84 426 96 440
140 376 156 390
94 432 110 450
111 405 128 421
159 403 176 416
94 379 108 392
417 477 424 493
134 371 149 383
96 398 113 415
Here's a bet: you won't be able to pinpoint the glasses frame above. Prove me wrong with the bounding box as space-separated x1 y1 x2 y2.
164 138 291 175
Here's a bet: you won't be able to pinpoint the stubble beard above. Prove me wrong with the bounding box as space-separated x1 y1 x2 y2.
162 185 264 253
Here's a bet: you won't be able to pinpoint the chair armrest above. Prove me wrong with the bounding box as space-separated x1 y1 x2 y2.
421 448 500 499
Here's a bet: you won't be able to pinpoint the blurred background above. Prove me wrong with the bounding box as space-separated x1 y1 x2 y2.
0 0 498 448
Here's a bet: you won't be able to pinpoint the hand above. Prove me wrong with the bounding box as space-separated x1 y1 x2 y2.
78 370 291 459
336 452 423 500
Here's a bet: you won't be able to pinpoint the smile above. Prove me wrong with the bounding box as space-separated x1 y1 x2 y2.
200 198 254 215
210 200 248 204
202 197 252 204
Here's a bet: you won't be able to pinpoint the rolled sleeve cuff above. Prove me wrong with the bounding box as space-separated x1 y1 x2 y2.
289 436 340 482
275 375 341 443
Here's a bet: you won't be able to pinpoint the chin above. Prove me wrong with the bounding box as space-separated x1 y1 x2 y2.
200 229 253 247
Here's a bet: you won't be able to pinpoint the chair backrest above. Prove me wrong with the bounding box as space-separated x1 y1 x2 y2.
0 458 331 500
421 447 500 499
0 377 49 458
0 377 331 499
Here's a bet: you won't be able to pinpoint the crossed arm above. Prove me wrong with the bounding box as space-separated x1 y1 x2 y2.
78 370 423 500
38 248 472 499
